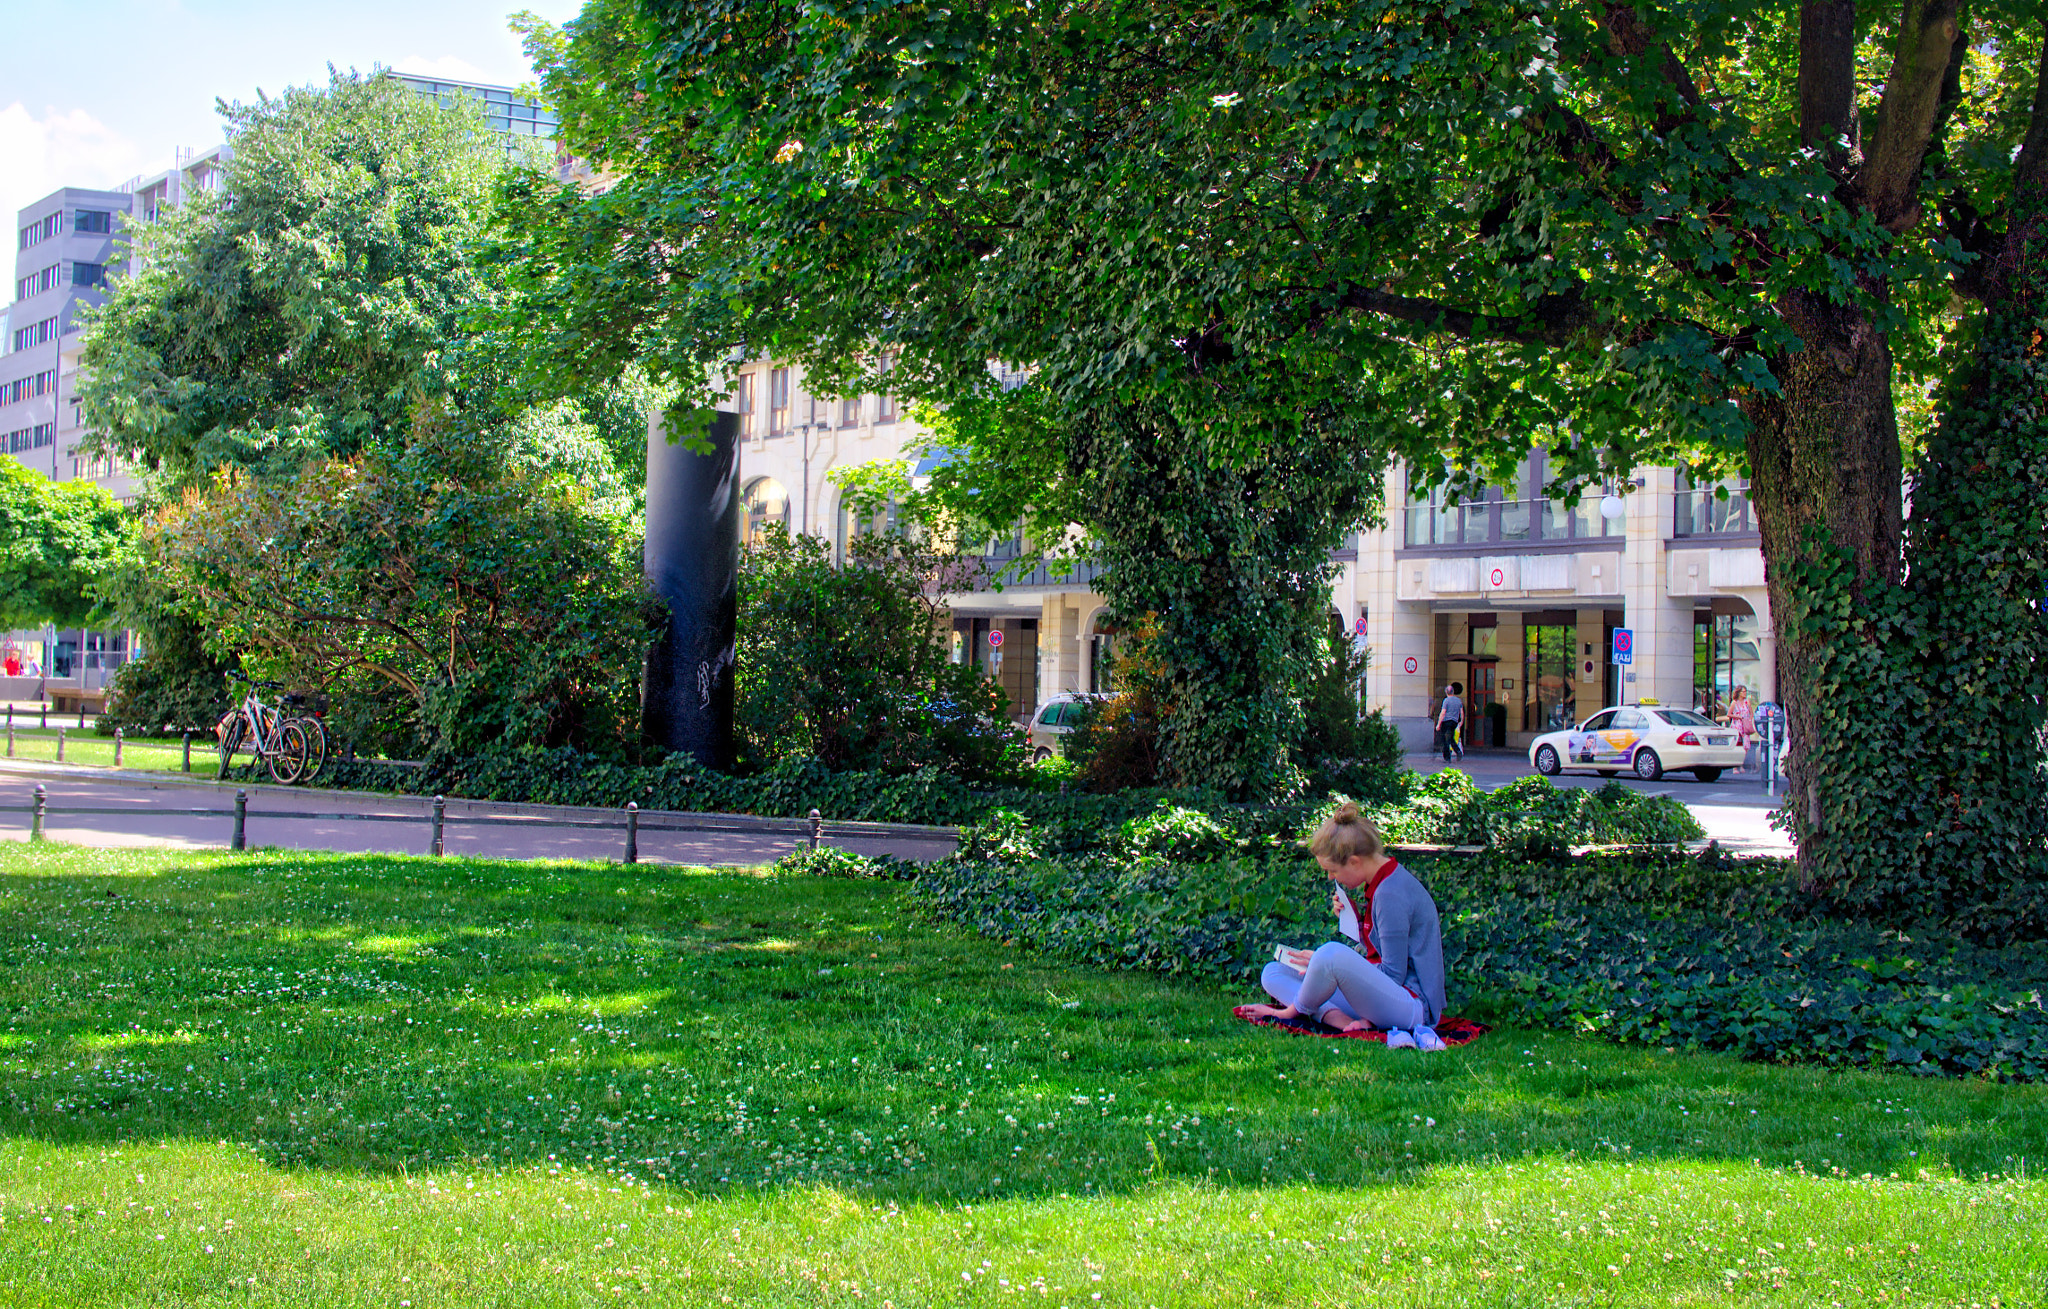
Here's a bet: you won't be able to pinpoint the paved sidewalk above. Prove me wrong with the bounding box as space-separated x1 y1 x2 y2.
0 763 959 864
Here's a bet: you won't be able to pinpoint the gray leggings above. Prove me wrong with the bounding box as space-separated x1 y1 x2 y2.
1261 941 1425 1031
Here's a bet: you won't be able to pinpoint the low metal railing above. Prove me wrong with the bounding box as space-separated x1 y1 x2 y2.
7 786 933 863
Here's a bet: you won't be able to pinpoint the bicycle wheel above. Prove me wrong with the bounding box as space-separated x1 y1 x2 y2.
269 721 308 785
294 715 329 782
217 715 246 780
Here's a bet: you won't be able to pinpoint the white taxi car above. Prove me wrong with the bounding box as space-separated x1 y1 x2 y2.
1527 703 1745 782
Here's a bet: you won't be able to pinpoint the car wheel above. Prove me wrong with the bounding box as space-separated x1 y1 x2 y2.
1533 745 1561 776
1633 748 1664 781
1692 767 1722 783
1033 746 1053 763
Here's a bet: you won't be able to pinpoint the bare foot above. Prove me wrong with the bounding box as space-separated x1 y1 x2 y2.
1241 1003 1296 1021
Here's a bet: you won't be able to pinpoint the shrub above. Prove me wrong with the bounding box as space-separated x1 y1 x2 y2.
771 846 916 880
737 530 1026 785
912 845 2048 1081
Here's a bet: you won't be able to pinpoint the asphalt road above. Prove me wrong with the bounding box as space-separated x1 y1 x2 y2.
0 767 959 865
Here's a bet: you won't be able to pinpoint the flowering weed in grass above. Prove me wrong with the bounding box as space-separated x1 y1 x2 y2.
0 844 2042 1306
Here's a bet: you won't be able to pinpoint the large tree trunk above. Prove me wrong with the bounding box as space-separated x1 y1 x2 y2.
1741 281 1908 885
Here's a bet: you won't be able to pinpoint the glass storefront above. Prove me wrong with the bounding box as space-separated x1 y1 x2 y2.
1521 620 1577 732
1693 609 1762 717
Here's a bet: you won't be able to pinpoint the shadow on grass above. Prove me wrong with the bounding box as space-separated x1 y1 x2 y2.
0 844 2041 1203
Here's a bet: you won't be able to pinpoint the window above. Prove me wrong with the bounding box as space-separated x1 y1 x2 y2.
5 422 54 453
1521 620 1577 732
73 210 112 234
1654 708 1718 727
12 317 58 353
1674 472 1754 536
875 353 898 424
733 373 755 436
835 494 897 561
840 395 861 427
1580 710 1616 732
16 266 60 299
71 262 106 289
768 367 790 435
1693 609 1762 716
1089 614 1117 694
18 213 61 249
2 370 57 405
1611 708 1647 731
1468 626 1498 658
740 477 789 546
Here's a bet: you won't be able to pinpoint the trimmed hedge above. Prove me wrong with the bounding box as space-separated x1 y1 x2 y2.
326 746 1699 855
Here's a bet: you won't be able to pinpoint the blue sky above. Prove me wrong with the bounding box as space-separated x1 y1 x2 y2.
0 0 583 227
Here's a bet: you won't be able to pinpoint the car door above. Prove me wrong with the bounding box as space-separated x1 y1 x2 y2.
1598 708 1648 762
1568 710 1616 763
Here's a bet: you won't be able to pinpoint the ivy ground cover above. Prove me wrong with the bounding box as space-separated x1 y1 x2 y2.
0 845 2041 1307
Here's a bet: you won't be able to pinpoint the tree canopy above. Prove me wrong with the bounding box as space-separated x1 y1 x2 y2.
78 69 508 487
0 461 133 631
506 0 2048 821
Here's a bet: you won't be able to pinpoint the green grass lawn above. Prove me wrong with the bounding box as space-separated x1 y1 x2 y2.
1 727 195 773
0 844 2040 1307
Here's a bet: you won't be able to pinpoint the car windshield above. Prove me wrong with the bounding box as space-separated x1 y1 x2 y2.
1653 708 1718 727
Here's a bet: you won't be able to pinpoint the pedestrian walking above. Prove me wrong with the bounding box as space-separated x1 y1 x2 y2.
1434 681 1466 762
1728 686 1757 774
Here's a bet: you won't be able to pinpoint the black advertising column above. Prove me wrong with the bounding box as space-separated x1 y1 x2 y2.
642 407 741 768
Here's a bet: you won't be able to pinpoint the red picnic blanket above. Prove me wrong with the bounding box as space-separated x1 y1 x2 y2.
1232 1005 1489 1046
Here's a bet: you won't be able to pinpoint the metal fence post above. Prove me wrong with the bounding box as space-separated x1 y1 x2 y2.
232 789 247 851
76 703 85 730
182 731 192 773
808 807 822 852
39 703 47 730
5 722 11 758
55 728 64 763
431 795 446 856
113 728 123 768
624 801 639 864
29 784 45 842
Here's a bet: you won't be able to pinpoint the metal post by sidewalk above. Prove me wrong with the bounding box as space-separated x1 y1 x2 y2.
76 703 85 730
624 802 639 864
431 795 446 856
39 704 47 730
808 808 822 852
4 723 11 758
113 728 123 768
29 784 45 842
232 790 247 851
182 732 192 773
55 729 64 763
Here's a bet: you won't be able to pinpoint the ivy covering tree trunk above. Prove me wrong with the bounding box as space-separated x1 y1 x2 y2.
1790 59 2048 937
1074 404 1383 797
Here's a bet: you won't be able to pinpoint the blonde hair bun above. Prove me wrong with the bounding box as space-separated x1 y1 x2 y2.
1310 801 1384 865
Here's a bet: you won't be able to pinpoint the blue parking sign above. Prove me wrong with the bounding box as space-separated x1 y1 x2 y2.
1612 628 1634 666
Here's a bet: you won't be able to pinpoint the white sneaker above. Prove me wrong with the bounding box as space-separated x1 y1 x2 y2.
1385 1029 1418 1050
1415 1026 1448 1052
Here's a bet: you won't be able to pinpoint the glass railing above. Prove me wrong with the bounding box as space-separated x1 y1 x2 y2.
1674 484 1754 536
1405 498 1624 548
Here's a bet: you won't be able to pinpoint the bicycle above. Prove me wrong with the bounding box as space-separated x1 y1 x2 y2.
217 677 309 784
281 690 331 783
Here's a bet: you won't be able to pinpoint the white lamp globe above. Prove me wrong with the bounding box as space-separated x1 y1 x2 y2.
1599 493 1627 521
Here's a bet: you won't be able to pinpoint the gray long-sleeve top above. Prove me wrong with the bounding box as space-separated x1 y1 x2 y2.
1345 864 1448 1026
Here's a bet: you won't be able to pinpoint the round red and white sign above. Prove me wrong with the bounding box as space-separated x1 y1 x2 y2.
1490 567 1505 588
1402 656 1418 674
988 629 1004 649
1354 616 1368 636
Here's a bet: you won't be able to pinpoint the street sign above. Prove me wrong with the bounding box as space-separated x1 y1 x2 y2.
1612 628 1634 666
988 629 1004 649
1402 655 1418 674
1354 616 1368 637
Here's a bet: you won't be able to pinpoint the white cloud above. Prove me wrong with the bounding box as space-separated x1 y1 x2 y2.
393 54 492 83
0 102 150 230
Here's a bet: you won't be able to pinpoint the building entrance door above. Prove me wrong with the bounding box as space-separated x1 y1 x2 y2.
1450 657 1498 746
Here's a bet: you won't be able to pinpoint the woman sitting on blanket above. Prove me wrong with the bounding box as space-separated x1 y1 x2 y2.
1241 802 1449 1052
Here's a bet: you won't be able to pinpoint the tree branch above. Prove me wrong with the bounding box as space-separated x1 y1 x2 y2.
1799 0 1861 167
1865 0 1965 232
